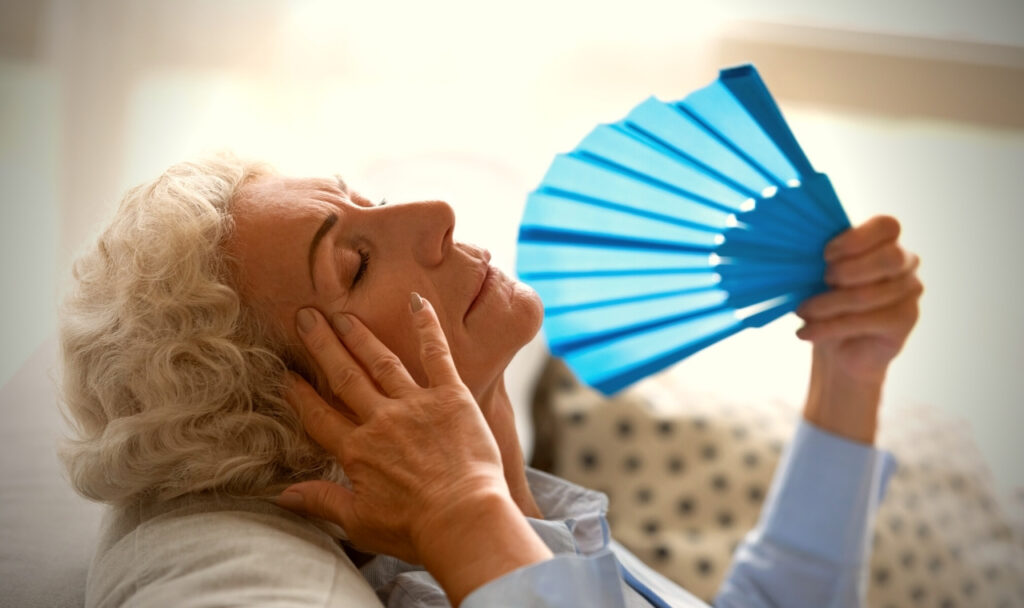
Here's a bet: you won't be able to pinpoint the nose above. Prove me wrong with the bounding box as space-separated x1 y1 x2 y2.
389 200 455 266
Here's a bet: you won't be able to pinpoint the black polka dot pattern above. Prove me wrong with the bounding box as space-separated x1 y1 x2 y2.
653 545 671 562
874 567 889 585
537 358 1024 607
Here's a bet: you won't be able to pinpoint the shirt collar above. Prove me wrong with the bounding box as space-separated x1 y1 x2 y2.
526 467 608 521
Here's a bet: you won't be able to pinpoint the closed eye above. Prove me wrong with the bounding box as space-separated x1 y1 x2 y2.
348 198 385 287
352 249 369 287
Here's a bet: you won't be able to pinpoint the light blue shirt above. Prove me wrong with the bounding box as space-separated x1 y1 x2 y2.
359 420 896 607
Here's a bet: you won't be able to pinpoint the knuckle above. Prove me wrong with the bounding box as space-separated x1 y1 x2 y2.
421 338 450 362
345 329 370 351
304 330 331 354
302 403 330 429
370 406 399 427
414 311 438 332
369 353 403 380
299 403 333 436
883 245 906 269
338 443 362 469
329 367 362 396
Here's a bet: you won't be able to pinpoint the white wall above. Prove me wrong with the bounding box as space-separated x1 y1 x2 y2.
0 63 59 388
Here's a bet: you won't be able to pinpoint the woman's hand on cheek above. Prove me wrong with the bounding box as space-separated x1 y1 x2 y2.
795 215 924 383
277 295 551 605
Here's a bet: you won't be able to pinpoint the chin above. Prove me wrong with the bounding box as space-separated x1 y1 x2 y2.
460 282 544 395
517 282 545 343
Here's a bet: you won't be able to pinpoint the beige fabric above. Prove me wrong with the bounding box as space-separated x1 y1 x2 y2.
86 493 383 608
533 358 1024 608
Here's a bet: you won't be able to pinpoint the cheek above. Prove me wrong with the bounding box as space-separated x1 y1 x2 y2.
451 282 544 387
358 302 428 385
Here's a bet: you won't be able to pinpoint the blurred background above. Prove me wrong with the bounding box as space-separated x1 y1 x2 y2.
1 0 1022 499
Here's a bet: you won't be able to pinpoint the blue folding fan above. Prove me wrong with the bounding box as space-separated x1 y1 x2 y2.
516 64 850 395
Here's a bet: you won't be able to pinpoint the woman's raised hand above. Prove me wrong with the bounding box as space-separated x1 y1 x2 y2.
796 215 924 382
277 294 551 605
794 215 923 443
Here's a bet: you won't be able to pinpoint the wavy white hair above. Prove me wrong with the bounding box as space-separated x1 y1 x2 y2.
59 154 338 506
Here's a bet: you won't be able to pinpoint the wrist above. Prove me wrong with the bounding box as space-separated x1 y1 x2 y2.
414 484 552 606
803 346 885 445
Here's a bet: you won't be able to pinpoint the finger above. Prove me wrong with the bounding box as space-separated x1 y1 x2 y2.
331 313 417 397
296 307 384 419
824 215 901 262
409 292 460 387
796 295 920 343
284 373 357 455
825 245 918 288
797 271 924 320
276 480 355 530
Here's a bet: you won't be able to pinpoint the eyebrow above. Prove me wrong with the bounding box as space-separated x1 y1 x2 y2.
308 213 338 292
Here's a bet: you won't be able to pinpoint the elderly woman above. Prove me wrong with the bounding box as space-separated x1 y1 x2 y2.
62 155 922 607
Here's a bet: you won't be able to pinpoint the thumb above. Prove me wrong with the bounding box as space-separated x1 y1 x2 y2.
276 480 354 526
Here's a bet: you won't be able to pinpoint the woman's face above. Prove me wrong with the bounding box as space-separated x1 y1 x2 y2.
226 174 543 396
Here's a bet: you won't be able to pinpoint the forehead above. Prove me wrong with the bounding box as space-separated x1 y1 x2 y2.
225 175 345 303
234 174 347 214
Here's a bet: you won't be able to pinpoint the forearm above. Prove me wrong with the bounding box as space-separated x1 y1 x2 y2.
802 346 884 445
415 488 553 606
717 420 897 607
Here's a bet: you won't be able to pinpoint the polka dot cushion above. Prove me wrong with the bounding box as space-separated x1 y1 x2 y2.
530 358 1024 608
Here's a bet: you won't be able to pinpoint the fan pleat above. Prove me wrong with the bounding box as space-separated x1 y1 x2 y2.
517 243 712 276
574 126 751 212
516 65 850 394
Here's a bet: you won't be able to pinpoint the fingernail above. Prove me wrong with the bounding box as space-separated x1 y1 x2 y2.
297 308 317 333
409 292 423 312
276 491 304 510
331 313 352 335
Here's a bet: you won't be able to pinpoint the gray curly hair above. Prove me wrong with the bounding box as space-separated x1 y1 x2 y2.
59 154 338 506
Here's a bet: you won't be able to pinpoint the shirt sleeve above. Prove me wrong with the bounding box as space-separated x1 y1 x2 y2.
714 419 897 608
461 551 629 608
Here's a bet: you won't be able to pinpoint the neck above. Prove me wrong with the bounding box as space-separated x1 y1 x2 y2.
475 376 544 519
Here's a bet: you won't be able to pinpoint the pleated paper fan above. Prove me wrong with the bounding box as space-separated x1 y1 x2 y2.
516 64 851 395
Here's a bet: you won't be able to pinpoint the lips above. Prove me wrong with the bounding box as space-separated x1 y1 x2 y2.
464 261 492 320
